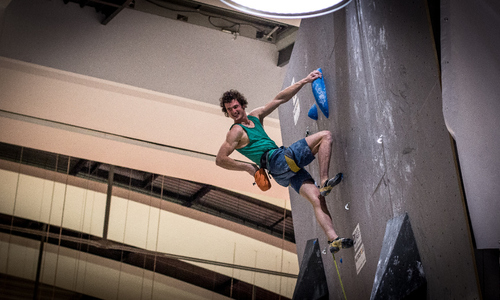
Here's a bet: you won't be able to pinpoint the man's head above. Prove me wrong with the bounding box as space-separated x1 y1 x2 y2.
219 89 248 117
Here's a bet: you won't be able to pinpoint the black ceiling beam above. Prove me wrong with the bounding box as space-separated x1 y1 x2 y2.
63 0 129 24
87 0 123 8
101 0 133 25
161 188 192 203
184 185 212 207
278 42 294 67
63 0 121 8
269 216 285 229
89 162 102 175
79 0 90 8
214 277 240 293
69 159 88 176
141 173 158 189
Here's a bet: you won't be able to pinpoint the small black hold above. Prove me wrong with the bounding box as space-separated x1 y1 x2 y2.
403 147 415 155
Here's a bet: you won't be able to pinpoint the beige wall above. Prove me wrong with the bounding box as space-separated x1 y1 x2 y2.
0 57 290 207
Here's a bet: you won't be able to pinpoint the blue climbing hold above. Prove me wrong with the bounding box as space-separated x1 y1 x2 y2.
308 103 318 120
312 68 329 118
340 258 343 263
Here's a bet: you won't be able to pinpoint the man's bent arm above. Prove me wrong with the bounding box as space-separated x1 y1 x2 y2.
216 129 258 176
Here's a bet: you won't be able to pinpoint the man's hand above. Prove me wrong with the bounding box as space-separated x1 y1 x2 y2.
248 163 259 176
304 69 322 84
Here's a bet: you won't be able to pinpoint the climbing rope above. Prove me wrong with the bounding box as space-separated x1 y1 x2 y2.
332 253 347 300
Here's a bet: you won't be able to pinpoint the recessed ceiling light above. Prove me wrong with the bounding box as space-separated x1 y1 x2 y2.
220 0 353 19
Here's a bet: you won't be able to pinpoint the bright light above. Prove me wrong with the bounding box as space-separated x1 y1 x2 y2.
220 0 352 19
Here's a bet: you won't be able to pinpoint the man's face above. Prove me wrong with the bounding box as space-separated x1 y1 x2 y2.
224 99 245 121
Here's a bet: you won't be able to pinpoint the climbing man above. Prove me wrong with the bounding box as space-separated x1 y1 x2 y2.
215 69 353 253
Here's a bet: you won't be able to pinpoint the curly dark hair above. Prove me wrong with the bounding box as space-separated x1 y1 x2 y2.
219 89 248 117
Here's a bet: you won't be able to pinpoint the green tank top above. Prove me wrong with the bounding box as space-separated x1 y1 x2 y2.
231 115 278 166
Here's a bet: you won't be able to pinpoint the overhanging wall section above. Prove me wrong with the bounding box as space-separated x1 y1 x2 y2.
278 0 479 299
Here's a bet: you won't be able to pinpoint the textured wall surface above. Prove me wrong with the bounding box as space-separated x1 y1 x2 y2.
279 0 480 299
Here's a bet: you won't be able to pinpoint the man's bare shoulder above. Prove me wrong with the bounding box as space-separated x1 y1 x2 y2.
248 108 266 125
227 123 250 149
227 123 244 139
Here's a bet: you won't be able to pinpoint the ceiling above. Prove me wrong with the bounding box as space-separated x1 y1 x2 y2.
62 0 298 49
61 0 299 66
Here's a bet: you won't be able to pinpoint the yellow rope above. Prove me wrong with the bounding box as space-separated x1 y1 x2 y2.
332 253 347 300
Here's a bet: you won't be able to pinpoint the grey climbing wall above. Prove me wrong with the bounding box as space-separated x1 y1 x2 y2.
278 0 480 299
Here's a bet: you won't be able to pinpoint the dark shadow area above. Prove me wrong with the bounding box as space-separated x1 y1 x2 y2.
475 249 500 300
426 0 441 64
0 273 101 300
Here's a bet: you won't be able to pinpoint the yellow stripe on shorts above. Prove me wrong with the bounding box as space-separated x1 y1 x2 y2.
285 155 301 173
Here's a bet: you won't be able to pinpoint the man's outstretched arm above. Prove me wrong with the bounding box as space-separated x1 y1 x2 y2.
250 70 322 122
216 127 259 176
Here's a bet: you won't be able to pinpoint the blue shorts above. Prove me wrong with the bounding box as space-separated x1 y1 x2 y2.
267 138 315 194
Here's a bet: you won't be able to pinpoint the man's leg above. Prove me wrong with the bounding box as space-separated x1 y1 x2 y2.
305 130 333 186
299 180 338 241
299 180 354 253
